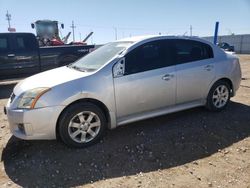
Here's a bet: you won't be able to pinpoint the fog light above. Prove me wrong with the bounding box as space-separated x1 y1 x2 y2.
17 123 25 134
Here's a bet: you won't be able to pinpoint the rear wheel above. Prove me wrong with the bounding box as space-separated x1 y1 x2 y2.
58 102 106 148
206 81 231 111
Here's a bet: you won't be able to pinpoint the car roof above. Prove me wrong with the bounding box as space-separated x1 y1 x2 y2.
0 32 36 36
117 35 213 46
116 35 214 56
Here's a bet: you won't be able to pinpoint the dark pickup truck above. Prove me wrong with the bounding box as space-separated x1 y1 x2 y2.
0 33 95 79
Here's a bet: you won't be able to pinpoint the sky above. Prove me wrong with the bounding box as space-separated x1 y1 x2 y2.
0 0 249 44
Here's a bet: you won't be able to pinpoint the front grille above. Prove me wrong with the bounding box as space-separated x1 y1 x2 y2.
10 93 15 103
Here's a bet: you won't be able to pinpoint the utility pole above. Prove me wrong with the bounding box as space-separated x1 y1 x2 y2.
190 25 192 36
213 22 219 45
114 27 117 40
6 10 11 30
79 33 82 41
70 21 76 42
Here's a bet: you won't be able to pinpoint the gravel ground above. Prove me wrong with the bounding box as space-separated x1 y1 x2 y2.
0 55 249 188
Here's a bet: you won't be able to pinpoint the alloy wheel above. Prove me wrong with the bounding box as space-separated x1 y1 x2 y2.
68 111 101 143
212 85 229 108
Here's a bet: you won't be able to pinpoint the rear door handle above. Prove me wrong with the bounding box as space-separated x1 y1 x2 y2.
7 54 15 58
162 74 174 81
204 65 213 71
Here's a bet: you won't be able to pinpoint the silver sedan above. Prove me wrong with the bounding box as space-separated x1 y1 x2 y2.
5 36 241 147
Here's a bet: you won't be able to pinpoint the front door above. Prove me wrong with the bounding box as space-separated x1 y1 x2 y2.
114 40 176 123
0 34 17 79
12 34 40 76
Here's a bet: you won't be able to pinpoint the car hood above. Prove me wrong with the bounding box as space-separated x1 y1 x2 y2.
14 66 91 96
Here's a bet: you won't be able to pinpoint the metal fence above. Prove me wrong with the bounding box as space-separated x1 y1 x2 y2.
203 34 250 54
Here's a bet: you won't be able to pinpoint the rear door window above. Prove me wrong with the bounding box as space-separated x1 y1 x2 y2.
173 39 213 64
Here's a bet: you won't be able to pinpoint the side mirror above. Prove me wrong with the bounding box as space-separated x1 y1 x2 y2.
31 23 35 29
113 58 125 78
61 24 64 29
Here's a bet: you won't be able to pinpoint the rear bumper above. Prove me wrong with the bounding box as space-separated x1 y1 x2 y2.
6 105 65 140
232 60 242 97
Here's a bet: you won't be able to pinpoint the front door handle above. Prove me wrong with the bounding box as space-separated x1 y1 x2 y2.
162 74 174 81
7 54 15 58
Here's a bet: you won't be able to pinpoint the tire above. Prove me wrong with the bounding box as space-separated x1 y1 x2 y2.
206 80 231 111
58 102 107 148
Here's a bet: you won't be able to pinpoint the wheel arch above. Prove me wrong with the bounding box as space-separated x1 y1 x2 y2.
56 98 111 140
208 77 234 97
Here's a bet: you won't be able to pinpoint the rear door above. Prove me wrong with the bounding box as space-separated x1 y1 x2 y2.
12 34 40 75
173 39 215 104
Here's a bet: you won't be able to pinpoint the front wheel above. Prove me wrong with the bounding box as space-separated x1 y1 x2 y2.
206 81 231 111
58 102 106 148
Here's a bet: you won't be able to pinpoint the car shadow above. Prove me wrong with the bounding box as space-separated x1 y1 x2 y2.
1 101 250 187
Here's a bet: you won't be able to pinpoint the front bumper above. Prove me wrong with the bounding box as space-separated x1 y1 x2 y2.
5 105 65 140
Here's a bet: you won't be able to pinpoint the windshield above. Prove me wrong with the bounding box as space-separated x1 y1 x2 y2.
36 23 58 38
69 41 133 71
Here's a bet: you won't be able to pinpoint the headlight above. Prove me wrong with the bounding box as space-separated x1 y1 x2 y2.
17 88 51 109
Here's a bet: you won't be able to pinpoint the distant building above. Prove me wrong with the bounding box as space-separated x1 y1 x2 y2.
203 34 250 54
